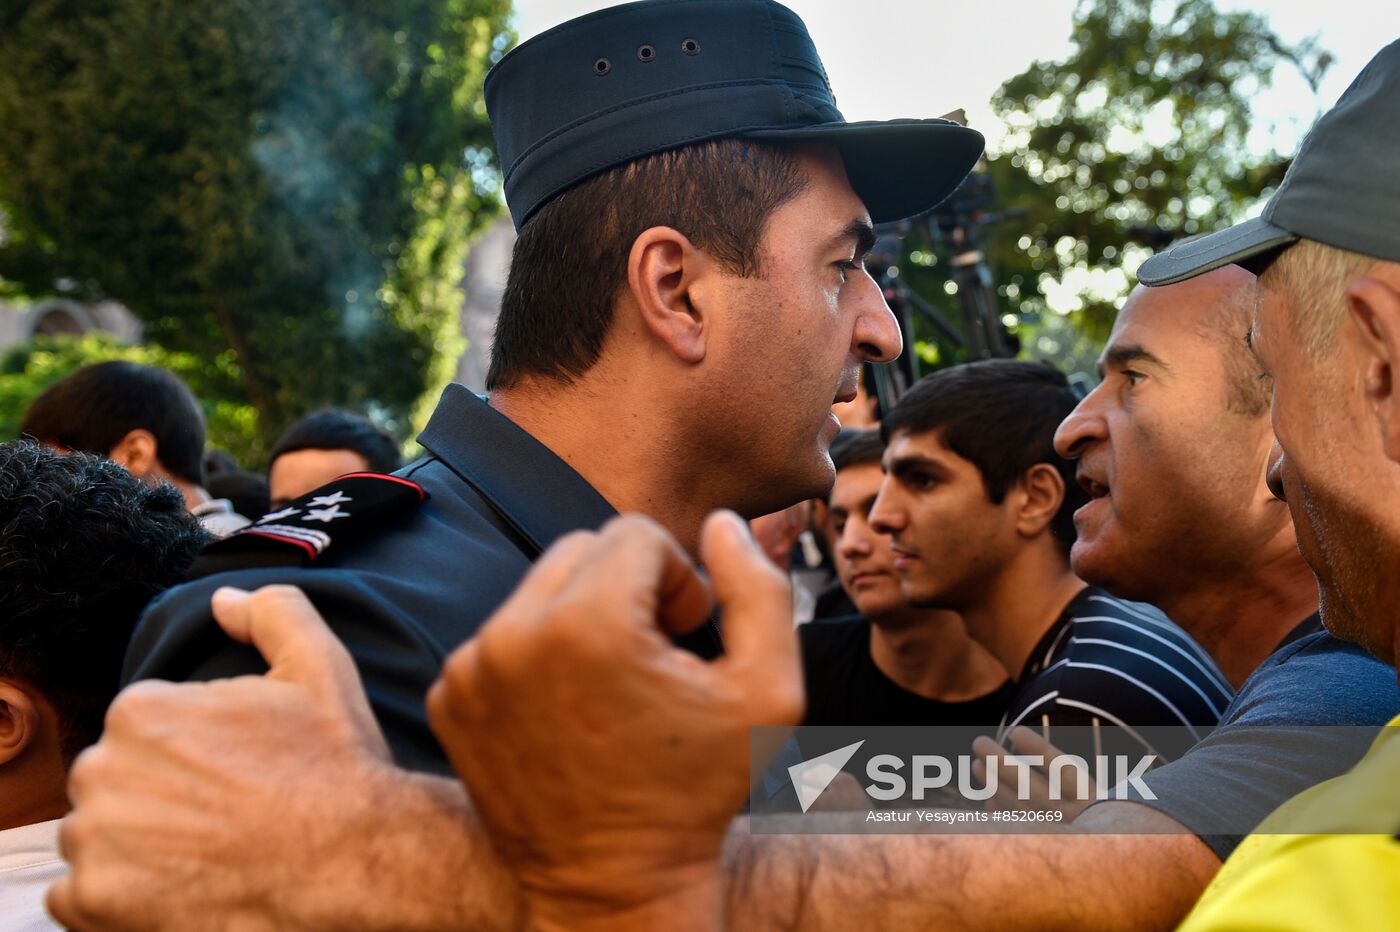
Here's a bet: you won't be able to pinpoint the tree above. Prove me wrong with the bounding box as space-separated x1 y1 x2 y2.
892 0 1330 372
0 0 512 462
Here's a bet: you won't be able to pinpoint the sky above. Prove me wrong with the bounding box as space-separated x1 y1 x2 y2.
512 0 1396 154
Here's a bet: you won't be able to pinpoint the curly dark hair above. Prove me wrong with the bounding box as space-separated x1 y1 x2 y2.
0 441 210 760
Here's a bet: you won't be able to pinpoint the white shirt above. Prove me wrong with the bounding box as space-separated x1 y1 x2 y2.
0 819 64 931
191 498 252 538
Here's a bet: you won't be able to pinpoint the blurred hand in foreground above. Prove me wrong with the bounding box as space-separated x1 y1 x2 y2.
428 511 805 932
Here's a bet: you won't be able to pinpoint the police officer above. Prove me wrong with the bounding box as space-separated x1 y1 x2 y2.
121 0 983 773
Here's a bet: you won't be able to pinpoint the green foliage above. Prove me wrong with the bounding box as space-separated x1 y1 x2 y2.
0 332 262 462
0 0 513 449
895 0 1329 375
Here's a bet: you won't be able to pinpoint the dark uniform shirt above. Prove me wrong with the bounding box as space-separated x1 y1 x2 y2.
122 385 722 775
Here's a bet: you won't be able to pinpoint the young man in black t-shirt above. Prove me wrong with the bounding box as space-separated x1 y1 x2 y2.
801 428 1011 729
797 428 1012 807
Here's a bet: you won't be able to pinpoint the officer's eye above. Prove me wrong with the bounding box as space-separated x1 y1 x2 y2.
835 257 863 283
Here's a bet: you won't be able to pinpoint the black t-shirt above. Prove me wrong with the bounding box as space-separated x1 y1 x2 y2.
801 615 1015 727
796 615 1014 808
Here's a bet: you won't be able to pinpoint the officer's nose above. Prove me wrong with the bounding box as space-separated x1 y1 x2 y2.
852 276 902 364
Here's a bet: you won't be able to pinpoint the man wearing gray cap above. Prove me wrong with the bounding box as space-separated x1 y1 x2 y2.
49 0 981 928
1139 37 1400 932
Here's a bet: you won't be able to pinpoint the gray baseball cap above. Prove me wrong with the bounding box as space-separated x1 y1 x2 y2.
485 0 984 228
1137 38 1400 286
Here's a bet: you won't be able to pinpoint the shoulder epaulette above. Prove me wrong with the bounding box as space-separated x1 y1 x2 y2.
186 472 428 581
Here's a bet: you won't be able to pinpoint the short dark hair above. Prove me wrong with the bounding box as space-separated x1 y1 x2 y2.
830 428 884 474
881 359 1085 552
270 409 401 474
0 441 209 760
487 138 808 391
19 361 207 485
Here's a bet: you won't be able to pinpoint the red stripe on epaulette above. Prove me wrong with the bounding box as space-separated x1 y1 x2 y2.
239 530 319 558
329 472 428 500
186 472 430 581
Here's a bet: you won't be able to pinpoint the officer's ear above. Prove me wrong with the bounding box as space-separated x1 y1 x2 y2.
1348 265 1400 464
625 225 712 365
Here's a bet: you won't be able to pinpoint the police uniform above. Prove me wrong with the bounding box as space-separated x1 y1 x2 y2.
124 385 721 774
124 0 985 775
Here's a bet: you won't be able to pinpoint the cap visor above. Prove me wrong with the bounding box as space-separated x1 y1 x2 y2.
1137 216 1299 286
745 120 984 224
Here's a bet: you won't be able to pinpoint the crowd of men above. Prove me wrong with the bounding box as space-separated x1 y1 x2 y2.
18 360 402 533
0 0 1397 928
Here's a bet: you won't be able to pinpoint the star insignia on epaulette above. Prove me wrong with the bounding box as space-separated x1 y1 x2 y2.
303 504 351 524
186 472 428 581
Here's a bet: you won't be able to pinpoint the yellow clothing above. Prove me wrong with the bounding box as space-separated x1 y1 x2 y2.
1178 716 1400 930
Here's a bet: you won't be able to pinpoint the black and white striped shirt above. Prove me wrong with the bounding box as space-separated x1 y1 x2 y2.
997 586 1232 763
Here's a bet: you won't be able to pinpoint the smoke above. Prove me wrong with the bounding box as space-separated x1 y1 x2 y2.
247 2 388 342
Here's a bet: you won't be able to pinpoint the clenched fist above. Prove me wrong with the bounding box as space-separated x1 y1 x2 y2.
428 512 805 932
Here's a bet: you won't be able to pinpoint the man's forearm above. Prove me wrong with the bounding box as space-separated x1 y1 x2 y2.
721 806 1220 932
723 826 1050 931
527 868 722 932
291 770 524 932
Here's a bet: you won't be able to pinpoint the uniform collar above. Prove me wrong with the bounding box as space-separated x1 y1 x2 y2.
417 384 617 555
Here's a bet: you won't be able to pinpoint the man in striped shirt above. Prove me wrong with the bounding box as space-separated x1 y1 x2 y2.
994 586 1230 763
869 359 1228 764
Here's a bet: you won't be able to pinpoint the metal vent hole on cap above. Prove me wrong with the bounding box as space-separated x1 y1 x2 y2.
593 57 611 76
681 38 700 55
637 44 655 62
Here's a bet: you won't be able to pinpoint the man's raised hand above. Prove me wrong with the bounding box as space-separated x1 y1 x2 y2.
427 512 805 931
